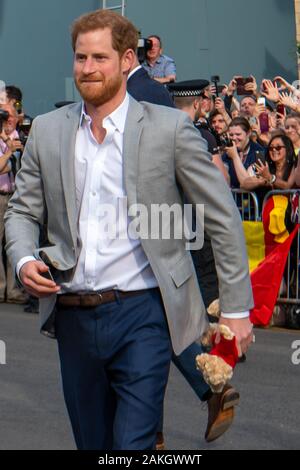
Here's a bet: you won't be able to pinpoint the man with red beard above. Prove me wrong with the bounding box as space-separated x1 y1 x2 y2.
5 10 253 450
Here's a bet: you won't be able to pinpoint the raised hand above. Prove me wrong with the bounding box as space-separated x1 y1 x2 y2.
244 75 257 95
279 92 297 111
261 79 280 102
273 76 292 92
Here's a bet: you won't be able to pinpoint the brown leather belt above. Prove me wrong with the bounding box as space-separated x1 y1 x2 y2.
0 190 13 196
57 288 157 308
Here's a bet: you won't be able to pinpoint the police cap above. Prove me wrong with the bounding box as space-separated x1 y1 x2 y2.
168 79 210 97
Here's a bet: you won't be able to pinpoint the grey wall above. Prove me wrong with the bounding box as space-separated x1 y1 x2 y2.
127 0 298 86
0 0 298 116
0 0 100 116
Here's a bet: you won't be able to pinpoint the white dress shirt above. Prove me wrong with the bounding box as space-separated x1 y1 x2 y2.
62 93 158 292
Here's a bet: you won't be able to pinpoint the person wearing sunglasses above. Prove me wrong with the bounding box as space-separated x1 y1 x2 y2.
227 133 296 190
254 134 296 189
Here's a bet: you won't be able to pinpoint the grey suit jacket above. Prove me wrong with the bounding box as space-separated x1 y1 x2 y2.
4 97 253 355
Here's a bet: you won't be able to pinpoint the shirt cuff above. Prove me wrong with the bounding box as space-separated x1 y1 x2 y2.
16 256 36 283
221 311 250 319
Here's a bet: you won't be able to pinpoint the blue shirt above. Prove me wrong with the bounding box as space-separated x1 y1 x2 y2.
142 54 176 79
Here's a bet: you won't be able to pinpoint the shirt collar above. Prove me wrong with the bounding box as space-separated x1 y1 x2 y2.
80 92 129 134
146 55 162 66
128 65 142 80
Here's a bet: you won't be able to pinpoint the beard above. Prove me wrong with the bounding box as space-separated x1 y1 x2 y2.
75 71 123 107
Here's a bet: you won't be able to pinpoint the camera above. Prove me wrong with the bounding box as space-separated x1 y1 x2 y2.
211 75 220 97
0 108 9 133
18 117 32 145
212 135 233 155
137 38 153 64
220 136 233 148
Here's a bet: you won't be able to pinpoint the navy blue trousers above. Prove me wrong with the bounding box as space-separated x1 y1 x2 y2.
55 289 172 450
157 342 211 433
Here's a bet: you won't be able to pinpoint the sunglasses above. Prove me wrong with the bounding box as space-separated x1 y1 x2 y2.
269 145 286 152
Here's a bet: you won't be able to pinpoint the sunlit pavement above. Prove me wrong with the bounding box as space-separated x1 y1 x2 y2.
0 303 300 450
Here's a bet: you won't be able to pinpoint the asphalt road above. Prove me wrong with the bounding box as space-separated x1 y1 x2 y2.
0 303 300 450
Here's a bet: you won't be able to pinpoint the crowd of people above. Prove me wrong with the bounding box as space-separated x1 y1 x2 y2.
135 33 300 210
170 75 300 205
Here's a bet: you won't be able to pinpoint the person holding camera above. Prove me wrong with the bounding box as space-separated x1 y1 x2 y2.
222 117 265 187
0 130 23 174
142 35 176 84
227 134 296 191
0 103 26 304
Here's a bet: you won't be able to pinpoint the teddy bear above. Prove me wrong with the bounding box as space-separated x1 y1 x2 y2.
195 300 239 393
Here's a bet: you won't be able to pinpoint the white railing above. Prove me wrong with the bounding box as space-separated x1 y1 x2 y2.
102 0 126 16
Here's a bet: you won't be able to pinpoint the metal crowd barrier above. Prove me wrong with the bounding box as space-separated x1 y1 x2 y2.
231 189 260 222
262 190 300 305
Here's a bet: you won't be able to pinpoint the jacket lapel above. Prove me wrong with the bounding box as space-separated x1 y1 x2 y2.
123 97 144 208
60 103 81 245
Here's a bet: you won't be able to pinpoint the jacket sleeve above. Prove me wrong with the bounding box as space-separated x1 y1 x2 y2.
174 113 254 314
4 117 45 272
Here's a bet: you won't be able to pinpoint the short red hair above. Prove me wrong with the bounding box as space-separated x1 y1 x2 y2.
71 9 139 57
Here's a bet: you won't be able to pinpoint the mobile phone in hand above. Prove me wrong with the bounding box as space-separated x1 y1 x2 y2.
255 150 266 165
257 97 266 107
41 269 55 282
236 77 254 96
258 109 269 133
249 116 258 127
276 104 285 116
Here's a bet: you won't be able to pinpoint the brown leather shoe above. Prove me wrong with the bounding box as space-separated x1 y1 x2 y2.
155 432 165 451
205 384 240 443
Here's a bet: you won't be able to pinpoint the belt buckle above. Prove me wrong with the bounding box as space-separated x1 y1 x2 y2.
97 292 103 303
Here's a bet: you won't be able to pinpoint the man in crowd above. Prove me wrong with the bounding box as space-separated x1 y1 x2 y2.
5 10 253 450
240 95 257 119
0 103 26 303
142 35 176 84
170 80 229 183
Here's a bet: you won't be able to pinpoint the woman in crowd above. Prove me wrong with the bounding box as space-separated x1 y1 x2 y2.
284 114 300 157
222 117 264 188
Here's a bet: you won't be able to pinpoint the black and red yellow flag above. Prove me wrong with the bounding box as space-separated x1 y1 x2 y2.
243 195 299 326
